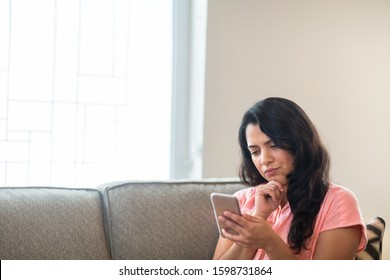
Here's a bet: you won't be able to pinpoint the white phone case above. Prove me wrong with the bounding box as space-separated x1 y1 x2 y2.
210 193 241 235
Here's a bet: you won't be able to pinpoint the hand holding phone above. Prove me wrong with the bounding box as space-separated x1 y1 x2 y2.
210 193 241 236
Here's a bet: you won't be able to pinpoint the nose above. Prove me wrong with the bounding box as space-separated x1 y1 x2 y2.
260 149 273 166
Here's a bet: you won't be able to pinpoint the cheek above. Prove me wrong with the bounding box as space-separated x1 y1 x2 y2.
275 151 294 171
285 154 295 172
251 156 262 171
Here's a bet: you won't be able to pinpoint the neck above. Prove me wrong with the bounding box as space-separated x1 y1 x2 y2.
280 194 288 208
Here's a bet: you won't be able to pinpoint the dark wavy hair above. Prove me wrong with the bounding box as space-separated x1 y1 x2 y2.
238 97 330 253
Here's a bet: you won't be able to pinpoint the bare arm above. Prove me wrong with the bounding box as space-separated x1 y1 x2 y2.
213 212 362 260
212 212 297 260
212 182 362 260
313 225 361 259
212 236 257 260
213 181 293 260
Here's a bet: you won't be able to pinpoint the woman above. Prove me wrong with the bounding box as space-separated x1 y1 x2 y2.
213 97 367 260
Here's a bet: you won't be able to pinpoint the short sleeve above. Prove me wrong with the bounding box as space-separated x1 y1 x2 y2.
319 185 367 252
233 187 256 215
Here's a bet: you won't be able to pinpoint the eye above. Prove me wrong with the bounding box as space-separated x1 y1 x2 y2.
249 149 260 155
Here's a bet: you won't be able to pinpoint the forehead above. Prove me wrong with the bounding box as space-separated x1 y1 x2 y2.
245 123 271 145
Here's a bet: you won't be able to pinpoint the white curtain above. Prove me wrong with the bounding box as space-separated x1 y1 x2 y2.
0 0 173 187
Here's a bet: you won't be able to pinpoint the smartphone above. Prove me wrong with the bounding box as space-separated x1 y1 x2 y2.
210 193 241 236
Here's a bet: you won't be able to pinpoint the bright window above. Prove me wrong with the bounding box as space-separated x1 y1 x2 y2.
0 0 173 187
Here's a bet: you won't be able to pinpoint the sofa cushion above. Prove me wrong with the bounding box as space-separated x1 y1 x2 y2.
100 179 246 259
0 187 110 259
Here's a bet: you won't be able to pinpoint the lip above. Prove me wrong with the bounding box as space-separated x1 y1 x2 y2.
264 168 278 177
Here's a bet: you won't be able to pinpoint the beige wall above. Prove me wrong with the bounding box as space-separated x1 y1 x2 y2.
203 0 390 259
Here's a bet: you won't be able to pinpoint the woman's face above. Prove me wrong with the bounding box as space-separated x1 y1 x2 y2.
245 123 295 186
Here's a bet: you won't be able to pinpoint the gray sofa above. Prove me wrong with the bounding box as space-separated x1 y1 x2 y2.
0 178 245 260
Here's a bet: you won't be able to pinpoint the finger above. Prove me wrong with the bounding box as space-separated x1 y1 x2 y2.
219 215 245 236
235 241 249 248
219 214 242 229
266 182 283 195
256 186 281 203
242 213 251 219
257 183 280 194
221 228 242 242
269 180 285 192
223 211 247 225
223 211 248 228
243 214 264 223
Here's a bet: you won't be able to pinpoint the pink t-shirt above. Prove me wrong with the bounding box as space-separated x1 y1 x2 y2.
234 183 367 260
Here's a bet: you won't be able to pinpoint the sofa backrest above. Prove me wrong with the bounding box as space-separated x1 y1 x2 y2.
0 187 110 260
100 179 246 260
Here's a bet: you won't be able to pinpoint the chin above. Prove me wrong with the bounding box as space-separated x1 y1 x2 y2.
267 176 288 185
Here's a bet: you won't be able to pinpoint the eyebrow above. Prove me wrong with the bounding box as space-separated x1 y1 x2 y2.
247 139 273 149
247 145 258 149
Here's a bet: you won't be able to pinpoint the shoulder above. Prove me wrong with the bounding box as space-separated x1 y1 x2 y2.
324 183 360 208
319 183 367 252
320 182 364 227
327 183 356 195
234 187 255 200
233 187 256 212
